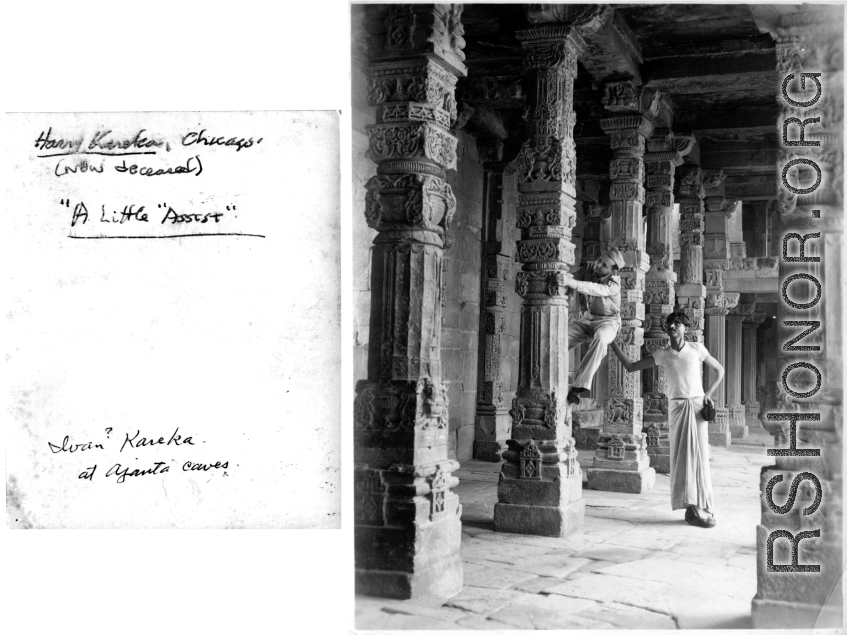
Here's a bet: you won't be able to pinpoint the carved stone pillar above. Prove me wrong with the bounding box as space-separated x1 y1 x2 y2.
354 4 467 600
493 20 586 537
725 309 746 438
584 81 656 494
753 8 843 627
701 169 740 446
580 203 611 276
704 268 740 447
475 163 512 462
641 131 695 473
742 310 765 429
675 166 706 342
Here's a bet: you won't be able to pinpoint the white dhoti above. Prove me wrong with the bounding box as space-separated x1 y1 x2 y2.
568 316 620 390
668 396 715 514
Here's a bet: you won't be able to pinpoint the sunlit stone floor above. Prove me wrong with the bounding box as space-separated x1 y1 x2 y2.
356 427 773 631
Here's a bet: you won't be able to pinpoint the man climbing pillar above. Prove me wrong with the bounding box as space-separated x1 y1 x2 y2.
562 248 625 404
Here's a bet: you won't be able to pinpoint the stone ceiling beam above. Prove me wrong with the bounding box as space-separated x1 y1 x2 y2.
459 75 524 110
700 147 778 174
673 103 777 133
644 49 776 95
642 34 774 60
725 175 777 201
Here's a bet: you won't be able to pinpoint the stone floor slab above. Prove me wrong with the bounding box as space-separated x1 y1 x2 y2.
602 525 688 551
463 565 538 590
487 593 609 630
461 524 491 537
473 530 579 550
378 600 470 624
669 538 741 559
509 575 569 594
460 560 487 574
454 615 510 630
560 576 753 629
578 516 637 539
355 611 459 630
443 587 523 615
572 543 654 563
575 601 678 629
508 555 595 579
461 536 553 564
595 555 753 593
546 573 668 604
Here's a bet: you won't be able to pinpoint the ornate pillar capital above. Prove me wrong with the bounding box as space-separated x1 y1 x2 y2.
601 81 662 116
702 168 727 191
367 4 468 76
704 291 740 315
676 166 704 198
525 4 613 33
704 196 739 217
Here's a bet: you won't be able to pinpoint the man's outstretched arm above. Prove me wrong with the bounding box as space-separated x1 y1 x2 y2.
609 341 656 373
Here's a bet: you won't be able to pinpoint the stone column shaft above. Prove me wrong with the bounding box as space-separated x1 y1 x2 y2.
494 22 585 537
725 313 747 438
741 315 764 427
354 4 467 600
675 166 707 341
474 164 512 462
702 169 739 446
641 132 694 473
703 310 727 410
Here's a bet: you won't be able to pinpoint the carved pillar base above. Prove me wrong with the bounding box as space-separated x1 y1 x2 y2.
728 405 748 438
572 407 603 450
587 431 656 493
588 346 657 491
473 410 511 462
495 447 585 536
708 412 731 447
752 597 843 629
744 400 762 429
643 420 670 473
355 461 463 599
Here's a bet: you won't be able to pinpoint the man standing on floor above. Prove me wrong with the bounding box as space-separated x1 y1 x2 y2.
561 249 625 406
609 310 724 528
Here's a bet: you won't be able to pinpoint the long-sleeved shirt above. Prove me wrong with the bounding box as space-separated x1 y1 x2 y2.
571 264 621 318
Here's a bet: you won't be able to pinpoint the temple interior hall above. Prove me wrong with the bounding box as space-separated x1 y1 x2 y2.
351 3 843 629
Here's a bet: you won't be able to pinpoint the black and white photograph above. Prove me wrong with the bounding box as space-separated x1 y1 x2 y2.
352 2 844 630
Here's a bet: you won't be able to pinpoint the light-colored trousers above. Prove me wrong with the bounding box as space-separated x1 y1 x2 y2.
567 316 620 390
668 396 715 513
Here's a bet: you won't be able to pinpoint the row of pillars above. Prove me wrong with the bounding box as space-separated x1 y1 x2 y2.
354 4 756 597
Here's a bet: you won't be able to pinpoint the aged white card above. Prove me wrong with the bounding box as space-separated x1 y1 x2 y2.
5 111 340 529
